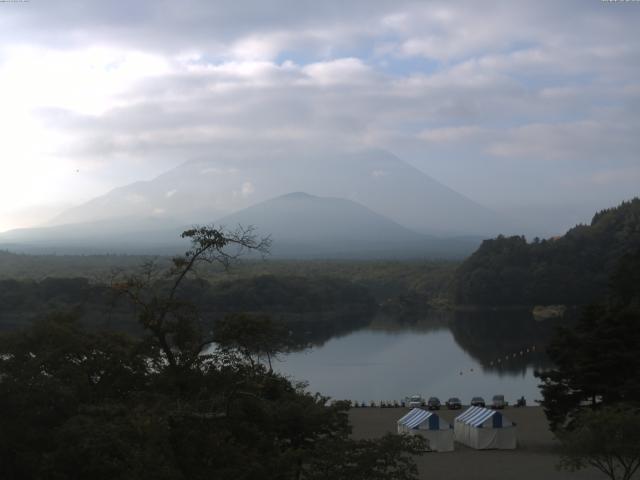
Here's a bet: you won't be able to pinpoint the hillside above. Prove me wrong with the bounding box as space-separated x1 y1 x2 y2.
452 198 640 306
0 191 483 258
49 148 510 236
217 192 481 259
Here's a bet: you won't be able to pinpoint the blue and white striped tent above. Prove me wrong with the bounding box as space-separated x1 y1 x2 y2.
454 406 516 450
397 408 454 452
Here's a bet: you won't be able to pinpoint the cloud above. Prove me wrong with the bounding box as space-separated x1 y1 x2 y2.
419 126 485 143
590 166 640 186
1 0 639 231
241 181 255 197
301 58 376 86
487 117 640 163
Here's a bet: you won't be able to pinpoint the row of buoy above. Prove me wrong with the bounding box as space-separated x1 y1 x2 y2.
488 345 536 367
346 345 542 407
453 345 538 376
352 401 406 408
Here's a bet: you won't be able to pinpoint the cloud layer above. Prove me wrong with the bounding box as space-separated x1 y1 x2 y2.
1 0 639 232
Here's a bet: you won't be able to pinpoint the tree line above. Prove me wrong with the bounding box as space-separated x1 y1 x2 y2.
0 225 425 480
453 198 640 306
537 250 640 480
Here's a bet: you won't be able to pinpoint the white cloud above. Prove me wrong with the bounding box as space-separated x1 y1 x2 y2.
301 58 375 86
591 167 640 186
487 119 640 162
1 1 639 230
371 170 388 178
419 126 484 143
241 181 255 197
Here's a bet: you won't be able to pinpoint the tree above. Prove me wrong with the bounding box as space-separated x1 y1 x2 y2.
536 251 640 431
557 406 640 480
453 198 640 306
0 313 162 480
213 313 300 372
0 225 425 480
111 224 271 372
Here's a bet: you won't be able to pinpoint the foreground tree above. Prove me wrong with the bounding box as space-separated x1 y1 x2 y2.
213 313 299 371
557 406 640 480
536 252 640 431
535 252 640 478
111 224 272 371
0 226 424 480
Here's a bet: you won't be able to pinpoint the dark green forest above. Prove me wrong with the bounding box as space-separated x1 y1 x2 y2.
0 227 425 480
453 198 640 306
534 250 640 479
0 274 380 348
537 249 640 427
0 254 456 341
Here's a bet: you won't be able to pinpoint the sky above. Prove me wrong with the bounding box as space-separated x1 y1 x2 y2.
0 0 639 233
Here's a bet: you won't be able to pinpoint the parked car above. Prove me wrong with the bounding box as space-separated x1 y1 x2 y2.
427 397 441 410
446 397 462 409
470 396 486 407
491 394 506 409
408 395 425 408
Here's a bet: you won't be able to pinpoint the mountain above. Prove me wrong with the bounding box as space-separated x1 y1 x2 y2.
216 192 481 258
452 198 640 306
0 192 483 258
50 149 510 236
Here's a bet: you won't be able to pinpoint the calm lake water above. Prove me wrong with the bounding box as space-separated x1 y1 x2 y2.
276 311 560 405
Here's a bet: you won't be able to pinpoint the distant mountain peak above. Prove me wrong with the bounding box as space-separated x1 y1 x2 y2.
214 192 481 259
277 192 315 200
46 148 511 236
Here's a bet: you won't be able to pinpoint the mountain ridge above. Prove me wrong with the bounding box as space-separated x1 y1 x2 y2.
0 191 483 258
49 148 511 236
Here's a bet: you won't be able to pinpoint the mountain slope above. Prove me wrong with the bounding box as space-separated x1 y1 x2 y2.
217 192 479 258
0 192 483 258
50 149 510 236
452 198 640 306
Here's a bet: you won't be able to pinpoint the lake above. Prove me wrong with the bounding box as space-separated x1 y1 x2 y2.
276 311 561 405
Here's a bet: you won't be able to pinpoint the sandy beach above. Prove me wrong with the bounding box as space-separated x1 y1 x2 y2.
349 406 604 480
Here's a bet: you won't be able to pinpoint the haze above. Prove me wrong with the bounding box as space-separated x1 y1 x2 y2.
1 0 639 236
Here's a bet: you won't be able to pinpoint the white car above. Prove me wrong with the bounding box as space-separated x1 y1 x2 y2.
491 394 506 409
408 395 425 408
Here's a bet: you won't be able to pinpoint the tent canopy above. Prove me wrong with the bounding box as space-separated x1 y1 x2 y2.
455 406 513 428
397 408 451 431
397 408 455 452
454 406 517 450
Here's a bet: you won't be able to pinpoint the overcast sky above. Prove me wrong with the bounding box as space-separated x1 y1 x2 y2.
1 0 639 232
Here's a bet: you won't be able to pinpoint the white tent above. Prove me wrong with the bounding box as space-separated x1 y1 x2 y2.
454 406 516 450
396 408 454 452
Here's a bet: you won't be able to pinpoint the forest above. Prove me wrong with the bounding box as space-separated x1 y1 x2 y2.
453 198 640 306
0 253 456 335
0 227 426 480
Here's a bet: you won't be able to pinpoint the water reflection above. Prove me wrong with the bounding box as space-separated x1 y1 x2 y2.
449 310 556 375
278 311 562 403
